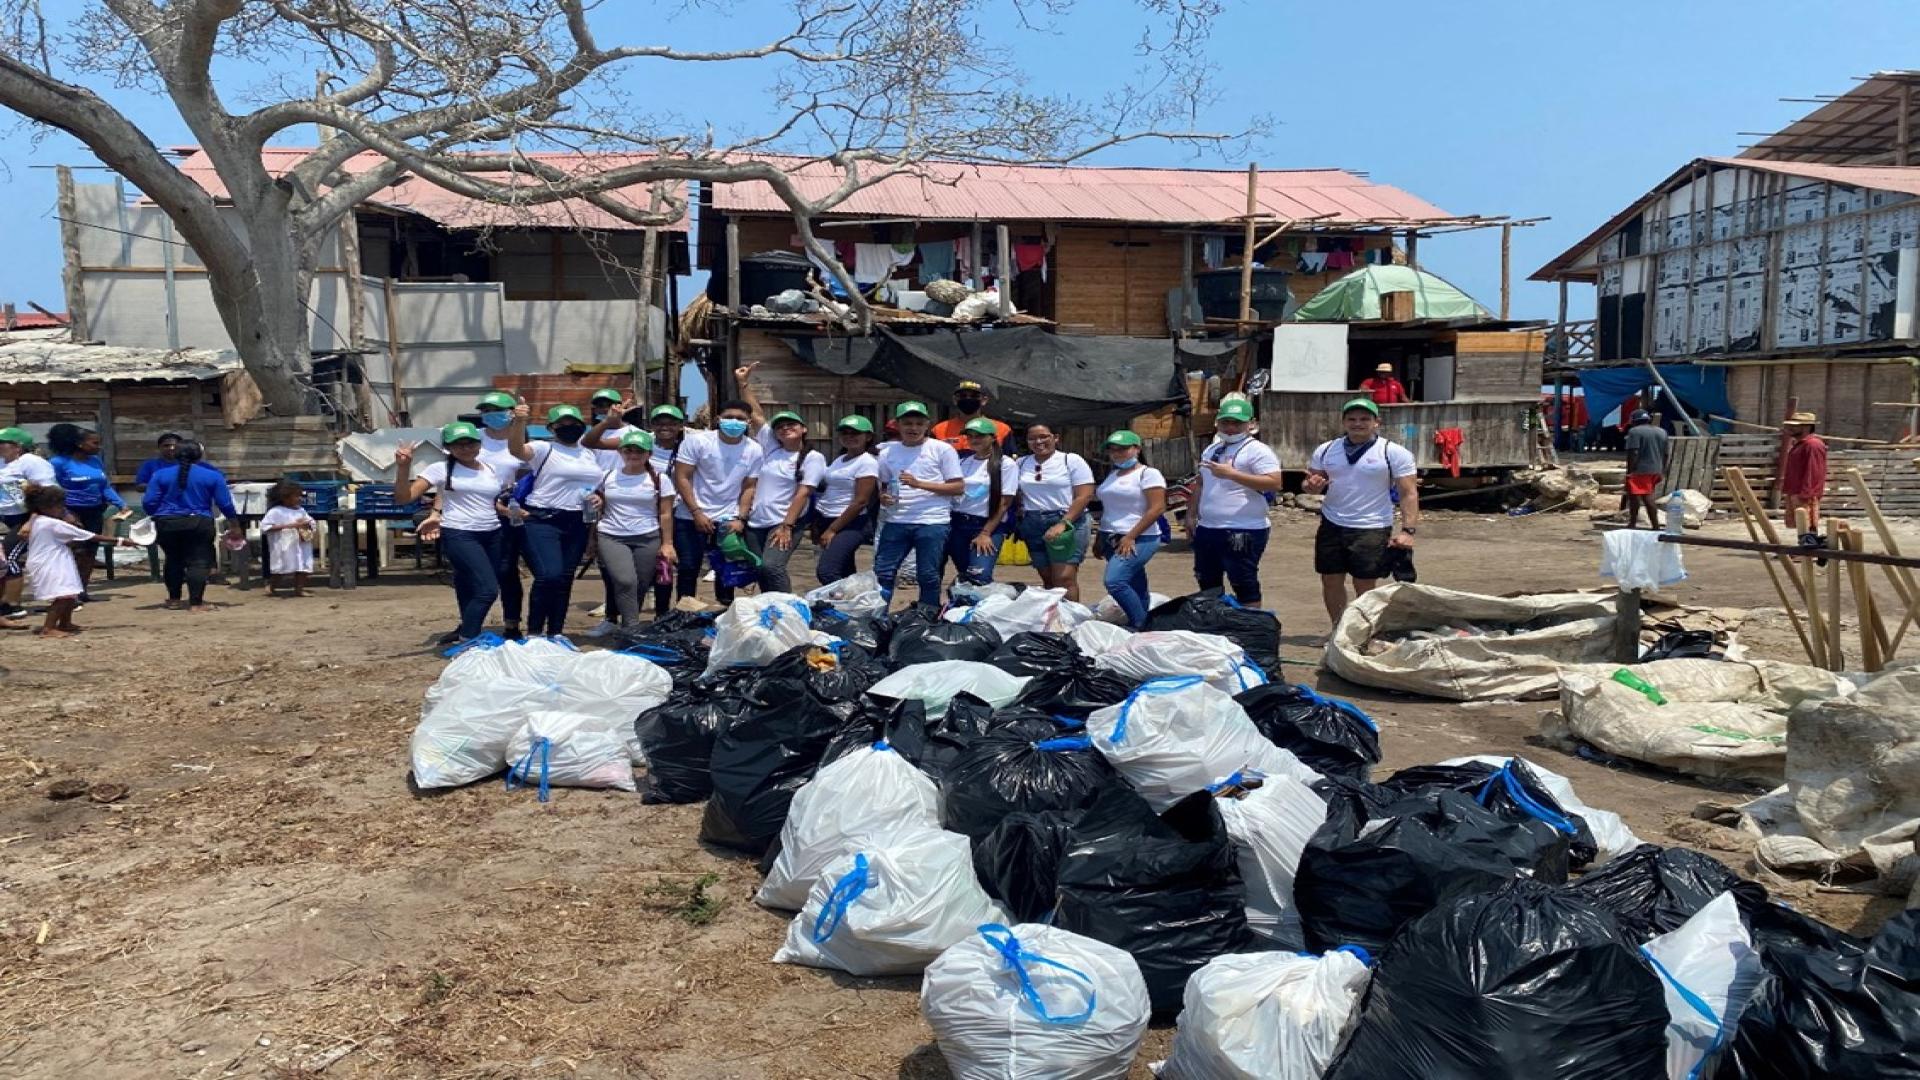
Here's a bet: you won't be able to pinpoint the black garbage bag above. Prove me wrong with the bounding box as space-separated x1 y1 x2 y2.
939 720 1122 839
888 617 1003 665
1295 788 1572 954
986 632 1081 677
632 668 755 803
972 808 1083 923
1312 773 1405 820
1568 843 1771 941
808 603 889 656
1147 589 1282 674
1235 682 1382 782
1326 879 1669 1080
1708 908 1920 1080
819 693 994 782
1380 758 1600 868
1053 786 1252 1013
1016 660 1137 719
616 611 717 688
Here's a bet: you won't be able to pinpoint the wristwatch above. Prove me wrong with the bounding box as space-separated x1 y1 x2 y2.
1400 526 1417 535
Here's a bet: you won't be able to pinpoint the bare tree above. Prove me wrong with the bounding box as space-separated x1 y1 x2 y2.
0 1 1245 413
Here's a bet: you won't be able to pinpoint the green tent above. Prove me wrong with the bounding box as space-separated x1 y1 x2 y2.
1291 265 1491 322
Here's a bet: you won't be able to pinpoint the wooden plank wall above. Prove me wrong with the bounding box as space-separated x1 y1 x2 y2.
1051 226 1185 337
1657 435 1722 497
1257 392 1535 470
736 328 904 458
1724 361 1916 443
1452 330 1545 399
1713 433 1920 515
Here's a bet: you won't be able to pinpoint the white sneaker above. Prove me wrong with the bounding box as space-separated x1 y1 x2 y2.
588 603 607 619
582 620 619 638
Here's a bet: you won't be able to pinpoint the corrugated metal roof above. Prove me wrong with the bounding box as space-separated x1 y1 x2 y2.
1739 71 1920 164
169 147 690 234
707 156 1460 226
0 332 240 384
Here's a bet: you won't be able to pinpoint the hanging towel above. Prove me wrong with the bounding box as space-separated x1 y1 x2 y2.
1298 252 1329 273
1326 250 1355 270
918 240 956 281
1014 243 1047 273
855 242 909 283
1203 236 1226 269
954 236 972 280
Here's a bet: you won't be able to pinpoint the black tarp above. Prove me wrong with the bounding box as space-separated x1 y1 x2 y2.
783 326 1240 428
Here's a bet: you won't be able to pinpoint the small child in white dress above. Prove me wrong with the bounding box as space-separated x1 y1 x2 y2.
260 481 316 597
23 485 131 637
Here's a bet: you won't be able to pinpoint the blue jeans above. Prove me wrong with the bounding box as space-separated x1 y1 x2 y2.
1192 525 1269 605
522 509 588 637
1018 510 1090 568
442 527 504 639
494 520 527 626
944 512 1002 589
874 521 950 604
1101 533 1163 628
814 515 871 586
674 516 739 606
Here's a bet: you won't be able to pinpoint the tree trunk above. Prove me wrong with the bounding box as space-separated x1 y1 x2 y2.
205 206 313 416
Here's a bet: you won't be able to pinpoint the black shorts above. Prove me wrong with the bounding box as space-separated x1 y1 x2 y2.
1315 518 1392 579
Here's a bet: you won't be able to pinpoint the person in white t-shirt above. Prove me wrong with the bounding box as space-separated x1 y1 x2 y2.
744 411 825 594
19 484 136 637
873 400 964 606
259 482 316 597
0 427 57 622
507 404 607 638
671 399 765 606
1187 397 1284 605
812 415 880 585
395 422 511 647
470 390 531 637
1014 421 1097 602
1094 431 1169 628
1305 397 1420 625
944 416 1020 591
588 429 677 630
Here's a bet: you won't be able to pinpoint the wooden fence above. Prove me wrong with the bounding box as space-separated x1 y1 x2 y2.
1710 433 1920 516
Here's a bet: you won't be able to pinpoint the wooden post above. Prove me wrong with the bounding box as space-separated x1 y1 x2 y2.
1825 517 1844 670
1844 526 1887 671
1725 467 1817 663
995 224 1013 319
1612 588 1643 663
634 186 664 401
1900 82 1913 167
1796 507 1828 667
1405 229 1419 270
970 220 984 289
382 276 408 424
159 215 180 350
725 217 741 312
1844 467 1919 650
1499 222 1513 320
1238 164 1259 325
665 271 682 406
1640 357 1704 436
1180 231 1195 332
55 166 90 340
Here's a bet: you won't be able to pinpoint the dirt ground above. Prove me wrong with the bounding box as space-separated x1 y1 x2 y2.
1 508 1913 1078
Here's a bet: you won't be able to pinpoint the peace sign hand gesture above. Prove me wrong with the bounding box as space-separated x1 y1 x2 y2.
393 440 417 467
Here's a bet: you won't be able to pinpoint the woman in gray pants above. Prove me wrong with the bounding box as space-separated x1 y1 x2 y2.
743 410 824 594
588 429 676 628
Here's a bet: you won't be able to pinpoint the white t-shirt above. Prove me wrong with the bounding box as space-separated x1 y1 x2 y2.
0 452 56 516
25 514 89 601
1196 438 1281 530
674 430 765 521
875 439 963 525
953 454 1020 518
815 452 878 519
261 505 315 573
419 460 507 532
749 446 827 528
522 441 608 512
1309 437 1418 530
1017 452 1095 514
478 433 522 481
1097 464 1167 533
599 465 668 538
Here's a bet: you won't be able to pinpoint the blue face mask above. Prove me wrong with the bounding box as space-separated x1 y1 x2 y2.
717 418 750 439
1112 457 1140 470
480 411 511 430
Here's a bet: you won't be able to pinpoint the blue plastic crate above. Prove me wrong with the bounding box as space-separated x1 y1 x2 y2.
355 482 424 518
298 481 347 514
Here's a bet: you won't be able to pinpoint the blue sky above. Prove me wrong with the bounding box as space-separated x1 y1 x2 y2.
2 0 1916 324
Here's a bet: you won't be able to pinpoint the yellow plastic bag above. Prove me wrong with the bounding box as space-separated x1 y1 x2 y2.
999 537 1031 567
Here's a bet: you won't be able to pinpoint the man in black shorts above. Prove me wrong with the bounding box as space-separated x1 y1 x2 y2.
1304 398 1421 625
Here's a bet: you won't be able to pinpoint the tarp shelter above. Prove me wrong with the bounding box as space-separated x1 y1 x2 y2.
1292 266 1490 323
784 326 1237 428
1571 364 1733 431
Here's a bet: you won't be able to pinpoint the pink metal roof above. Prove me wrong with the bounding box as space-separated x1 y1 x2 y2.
168 146 689 233
707 156 1459 226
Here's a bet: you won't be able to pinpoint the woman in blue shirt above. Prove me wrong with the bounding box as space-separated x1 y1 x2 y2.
140 440 241 612
46 423 126 600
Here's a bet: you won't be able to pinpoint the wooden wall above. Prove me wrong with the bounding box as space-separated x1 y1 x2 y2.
1452 329 1546 400
1723 360 1916 443
1713 433 1920 515
1052 225 1185 337
1257 391 1535 470
735 329 905 457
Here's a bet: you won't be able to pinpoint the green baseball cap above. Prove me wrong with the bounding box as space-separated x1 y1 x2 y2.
618 429 656 451
650 404 687 422
769 410 806 427
548 404 585 425
1341 397 1381 417
440 421 482 444
1105 430 1143 447
962 417 999 437
837 414 874 433
0 426 33 446
590 387 624 404
478 391 517 410
1218 399 1255 422
894 400 931 418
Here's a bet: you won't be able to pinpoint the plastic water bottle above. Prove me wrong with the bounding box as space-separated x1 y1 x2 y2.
505 498 528 527
1663 492 1686 536
580 484 600 525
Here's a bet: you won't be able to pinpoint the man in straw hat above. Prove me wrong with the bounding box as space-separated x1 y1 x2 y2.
1358 362 1409 405
1779 411 1828 536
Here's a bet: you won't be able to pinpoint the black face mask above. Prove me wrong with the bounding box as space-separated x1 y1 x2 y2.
553 423 587 445
954 397 983 416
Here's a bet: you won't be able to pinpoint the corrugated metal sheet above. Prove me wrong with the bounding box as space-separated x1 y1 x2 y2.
707 156 1458 225
168 147 690 234
0 331 239 385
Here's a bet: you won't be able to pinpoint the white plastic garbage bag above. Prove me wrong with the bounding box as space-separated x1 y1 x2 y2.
1096 592 1170 625
503 710 638 793
411 639 671 788
923 922 1151 1080
757 742 942 911
1072 620 1134 655
959 586 1081 636
949 580 1018 607
1086 677 1319 810
1600 528 1688 591
705 592 816 673
1440 754 1643 865
1159 947 1373 1080
1639 892 1764 1079
868 660 1031 719
805 572 888 618
1214 772 1328 943
773 828 1004 975
1090 630 1268 695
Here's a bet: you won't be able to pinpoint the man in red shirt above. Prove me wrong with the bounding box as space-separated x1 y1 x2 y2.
1779 411 1828 535
1359 363 1410 405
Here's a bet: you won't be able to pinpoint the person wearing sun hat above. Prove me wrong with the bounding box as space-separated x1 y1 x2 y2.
1187 396 1284 605
1304 396 1420 625
1359 362 1409 405
813 414 881 585
873 400 964 605
1779 410 1828 534
501 402 607 638
1093 429 1168 628
743 410 825 593
943 415 1021 590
